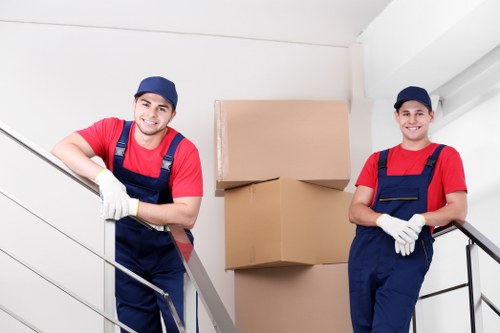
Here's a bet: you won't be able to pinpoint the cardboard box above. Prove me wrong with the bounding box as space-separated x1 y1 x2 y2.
214 100 350 196
235 263 353 333
224 178 355 270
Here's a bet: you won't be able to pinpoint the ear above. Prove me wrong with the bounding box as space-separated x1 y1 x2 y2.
169 110 177 123
394 110 399 122
429 110 435 122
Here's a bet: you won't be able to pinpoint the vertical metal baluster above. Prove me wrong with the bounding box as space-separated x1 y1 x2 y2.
103 221 116 333
466 241 484 333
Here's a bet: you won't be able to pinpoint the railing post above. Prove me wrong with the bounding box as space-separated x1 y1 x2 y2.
184 274 198 333
413 301 426 332
466 241 484 333
103 221 116 333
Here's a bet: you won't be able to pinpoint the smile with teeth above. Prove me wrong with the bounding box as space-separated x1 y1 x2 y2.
142 118 157 125
406 126 420 131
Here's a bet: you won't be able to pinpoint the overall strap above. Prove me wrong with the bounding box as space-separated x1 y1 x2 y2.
424 144 446 184
161 132 185 172
152 132 185 204
377 149 390 177
114 121 133 165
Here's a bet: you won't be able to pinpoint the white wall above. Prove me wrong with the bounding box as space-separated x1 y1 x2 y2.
426 94 500 332
0 15 354 332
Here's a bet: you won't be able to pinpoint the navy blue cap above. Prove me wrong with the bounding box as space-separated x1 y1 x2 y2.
134 76 178 110
394 86 432 110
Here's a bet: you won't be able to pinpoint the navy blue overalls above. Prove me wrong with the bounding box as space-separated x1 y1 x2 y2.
113 121 193 333
348 144 445 333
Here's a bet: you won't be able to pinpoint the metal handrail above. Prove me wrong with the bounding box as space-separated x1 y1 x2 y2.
1 122 185 332
0 303 46 333
482 294 500 317
0 247 138 333
0 187 181 333
453 220 500 264
415 220 499 333
0 120 238 333
433 221 500 263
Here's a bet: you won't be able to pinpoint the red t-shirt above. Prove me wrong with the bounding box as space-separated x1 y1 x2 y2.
356 143 467 213
77 117 203 199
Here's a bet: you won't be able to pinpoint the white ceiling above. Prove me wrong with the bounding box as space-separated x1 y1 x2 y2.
361 0 500 116
0 0 393 47
180 0 396 47
3 0 499 110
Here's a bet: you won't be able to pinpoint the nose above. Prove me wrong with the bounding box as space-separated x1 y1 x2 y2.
143 106 157 118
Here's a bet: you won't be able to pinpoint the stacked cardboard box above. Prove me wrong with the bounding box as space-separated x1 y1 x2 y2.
214 100 351 196
234 263 353 333
214 100 354 331
215 100 354 269
224 178 354 269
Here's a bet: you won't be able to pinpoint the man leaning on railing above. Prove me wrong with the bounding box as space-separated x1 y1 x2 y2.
51 76 203 333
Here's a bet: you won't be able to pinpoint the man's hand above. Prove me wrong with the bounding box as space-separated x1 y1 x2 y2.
395 240 415 256
376 214 419 244
408 213 426 234
394 214 425 256
95 169 139 220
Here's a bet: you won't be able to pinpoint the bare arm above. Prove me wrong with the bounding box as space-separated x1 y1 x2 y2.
137 196 201 230
52 132 202 231
349 184 468 227
51 132 104 181
348 185 382 227
421 191 468 226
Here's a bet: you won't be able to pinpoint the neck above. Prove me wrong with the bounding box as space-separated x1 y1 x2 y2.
400 137 431 151
134 127 168 150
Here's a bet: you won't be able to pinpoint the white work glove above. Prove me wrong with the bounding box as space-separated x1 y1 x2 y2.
395 240 415 256
394 214 426 256
95 169 139 220
407 213 426 234
376 214 419 244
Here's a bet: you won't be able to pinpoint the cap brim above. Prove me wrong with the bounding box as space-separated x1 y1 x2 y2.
394 99 430 110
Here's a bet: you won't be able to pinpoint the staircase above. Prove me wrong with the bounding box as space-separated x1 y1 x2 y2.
0 121 237 333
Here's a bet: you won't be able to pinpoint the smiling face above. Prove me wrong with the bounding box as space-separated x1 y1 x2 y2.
395 100 434 149
133 92 176 138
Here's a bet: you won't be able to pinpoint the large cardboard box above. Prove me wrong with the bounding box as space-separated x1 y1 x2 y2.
214 100 350 196
235 263 353 333
224 178 355 270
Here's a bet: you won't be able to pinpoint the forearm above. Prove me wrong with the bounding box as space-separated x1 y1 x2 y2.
51 134 103 180
422 199 467 227
421 191 467 227
57 147 102 180
349 202 382 227
349 185 382 227
137 197 202 230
